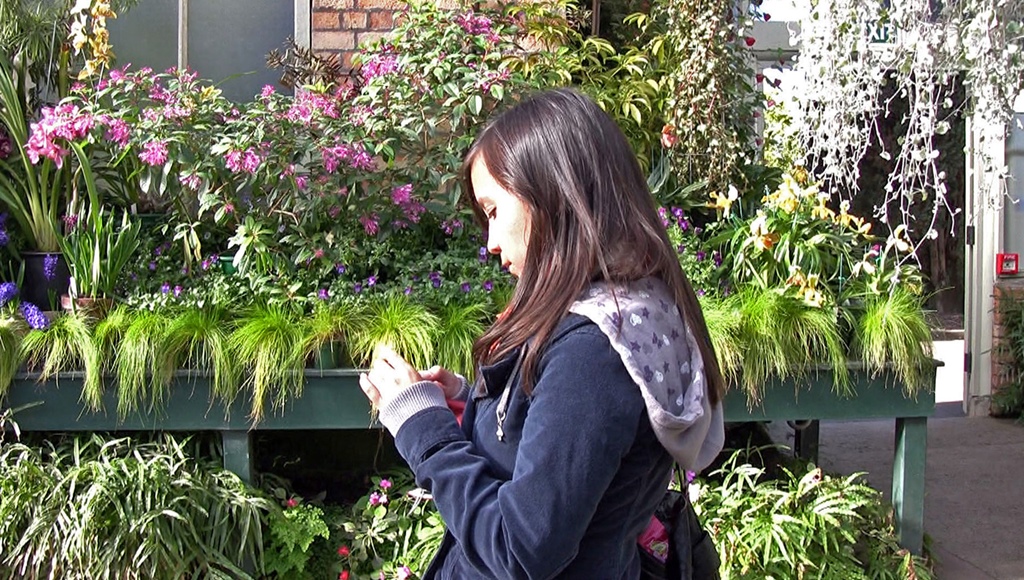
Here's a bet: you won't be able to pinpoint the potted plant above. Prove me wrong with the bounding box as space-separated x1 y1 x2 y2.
0 54 70 308
56 143 141 318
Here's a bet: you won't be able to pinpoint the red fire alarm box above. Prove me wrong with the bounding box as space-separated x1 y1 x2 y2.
997 253 1019 276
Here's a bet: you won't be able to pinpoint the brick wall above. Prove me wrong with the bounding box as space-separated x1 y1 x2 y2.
312 0 465 69
991 277 1024 414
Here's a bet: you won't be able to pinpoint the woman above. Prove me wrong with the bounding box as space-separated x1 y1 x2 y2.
359 88 725 579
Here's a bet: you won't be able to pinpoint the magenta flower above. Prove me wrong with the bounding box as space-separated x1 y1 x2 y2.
103 117 131 147
359 214 380 236
361 54 400 80
318 288 329 300
391 184 413 205
379 479 392 490
396 566 412 580
139 140 169 166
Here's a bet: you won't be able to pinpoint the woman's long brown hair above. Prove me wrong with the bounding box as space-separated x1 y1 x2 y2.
462 88 724 405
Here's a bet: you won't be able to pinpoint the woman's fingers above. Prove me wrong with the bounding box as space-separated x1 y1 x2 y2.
359 372 380 406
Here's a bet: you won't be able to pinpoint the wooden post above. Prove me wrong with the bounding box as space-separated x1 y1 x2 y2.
892 417 928 554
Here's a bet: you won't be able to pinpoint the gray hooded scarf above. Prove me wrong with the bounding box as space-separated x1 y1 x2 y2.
569 277 725 472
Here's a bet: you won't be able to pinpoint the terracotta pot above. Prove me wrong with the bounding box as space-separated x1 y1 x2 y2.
60 294 114 319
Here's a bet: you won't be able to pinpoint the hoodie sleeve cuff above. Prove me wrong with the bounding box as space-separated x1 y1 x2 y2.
449 374 470 402
378 381 448 435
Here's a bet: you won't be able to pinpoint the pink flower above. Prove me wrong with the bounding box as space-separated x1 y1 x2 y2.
261 84 275 98
360 214 380 236
337 545 350 557
361 54 400 80
397 565 412 580
391 184 413 205
139 140 169 166
103 117 131 147
224 148 262 174
339 571 350 580
285 498 298 508
180 172 202 190
379 478 392 490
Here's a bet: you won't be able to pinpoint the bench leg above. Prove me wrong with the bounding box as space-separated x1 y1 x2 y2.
793 420 820 463
892 417 927 555
222 430 253 485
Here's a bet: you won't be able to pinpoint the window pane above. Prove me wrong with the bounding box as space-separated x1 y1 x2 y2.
107 0 179 74
188 1 295 102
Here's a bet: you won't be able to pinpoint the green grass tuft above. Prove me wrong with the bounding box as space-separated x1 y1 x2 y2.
854 287 934 396
0 316 26 400
737 288 849 401
229 307 306 422
114 309 176 417
165 306 237 408
432 299 488 380
349 294 438 371
20 312 103 410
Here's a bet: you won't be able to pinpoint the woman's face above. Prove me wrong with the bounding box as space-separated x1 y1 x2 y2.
471 158 531 278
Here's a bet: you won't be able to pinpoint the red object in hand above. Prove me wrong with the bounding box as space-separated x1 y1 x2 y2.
447 398 466 426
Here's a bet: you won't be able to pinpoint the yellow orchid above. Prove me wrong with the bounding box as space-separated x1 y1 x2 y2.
797 273 825 307
709 184 739 217
835 200 872 234
785 265 806 287
852 258 877 276
810 193 835 221
90 1 116 19
750 212 779 251
887 224 913 253
199 86 222 102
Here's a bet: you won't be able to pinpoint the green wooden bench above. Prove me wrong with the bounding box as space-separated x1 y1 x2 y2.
3 362 935 554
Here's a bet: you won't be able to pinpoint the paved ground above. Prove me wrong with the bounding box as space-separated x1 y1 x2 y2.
769 340 1024 579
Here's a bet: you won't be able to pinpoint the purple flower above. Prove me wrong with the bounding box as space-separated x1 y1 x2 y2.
431 277 442 288
0 229 8 246
43 254 58 281
483 280 493 292
367 275 378 287
173 285 183 297
19 301 49 330
695 251 706 262
161 282 171 294
318 288 329 300
685 470 696 484
712 251 723 267
404 286 413 295
335 263 347 275
479 246 488 262
0 282 19 307
148 261 157 271
353 283 363 294
461 282 471 293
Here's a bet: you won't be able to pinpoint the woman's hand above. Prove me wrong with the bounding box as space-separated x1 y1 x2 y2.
359 345 423 408
419 365 463 399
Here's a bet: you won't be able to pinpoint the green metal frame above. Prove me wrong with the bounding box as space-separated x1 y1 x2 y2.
3 363 936 554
